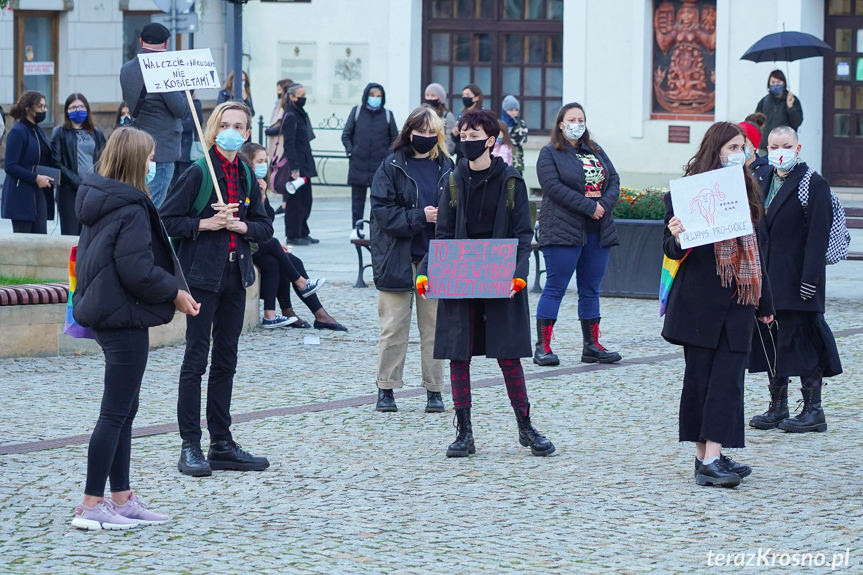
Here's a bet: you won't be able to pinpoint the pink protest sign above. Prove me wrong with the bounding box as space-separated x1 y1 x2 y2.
427 239 518 299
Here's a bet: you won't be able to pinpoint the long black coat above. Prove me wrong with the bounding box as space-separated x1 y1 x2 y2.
536 141 620 248
370 150 454 292
661 194 774 353
1 120 55 222
754 162 831 313
161 148 274 293
275 103 317 177
419 157 533 360
341 83 399 186
73 173 178 329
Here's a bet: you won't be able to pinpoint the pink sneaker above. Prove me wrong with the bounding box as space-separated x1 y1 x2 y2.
110 493 170 525
71 499 140 531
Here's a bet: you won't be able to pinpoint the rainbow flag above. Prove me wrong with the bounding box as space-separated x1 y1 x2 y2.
63 246 95 339
659 251 690 317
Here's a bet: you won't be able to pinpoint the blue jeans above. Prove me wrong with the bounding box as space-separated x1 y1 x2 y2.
536 233 611 321
149 162 175 209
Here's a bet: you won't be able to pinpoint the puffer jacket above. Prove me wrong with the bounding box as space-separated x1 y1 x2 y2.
341 83 399 186
536 141 620 248
73 173 178 329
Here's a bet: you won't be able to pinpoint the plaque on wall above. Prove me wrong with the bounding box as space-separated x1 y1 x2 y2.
279 42 317 102
652 0 716 117
329 43 368 105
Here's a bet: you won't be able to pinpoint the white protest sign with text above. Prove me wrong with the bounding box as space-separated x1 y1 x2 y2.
670 165 753 249
138 48 220 93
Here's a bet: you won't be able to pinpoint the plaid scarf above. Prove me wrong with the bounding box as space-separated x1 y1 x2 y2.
714 233 761 306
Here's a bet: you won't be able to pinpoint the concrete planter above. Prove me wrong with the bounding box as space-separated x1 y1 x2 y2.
601 219 664 299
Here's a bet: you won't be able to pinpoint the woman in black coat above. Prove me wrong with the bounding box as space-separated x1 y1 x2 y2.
342 82 399 228
754 70 803 155
418 109 554 459
534 102 621 367
1 91 56 233
370 106 452 414
749 126 842 434
51 93 106 235
267 83 318 244
663 122 774 488
71 127 199 530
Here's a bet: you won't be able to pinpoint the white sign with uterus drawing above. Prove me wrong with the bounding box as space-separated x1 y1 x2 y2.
670 164 753 249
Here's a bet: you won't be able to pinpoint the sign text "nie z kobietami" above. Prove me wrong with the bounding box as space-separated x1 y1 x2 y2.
138 48 220 93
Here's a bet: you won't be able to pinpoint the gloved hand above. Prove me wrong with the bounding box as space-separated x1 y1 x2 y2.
800 282 816 301
416 275 430 297
510 278 527 298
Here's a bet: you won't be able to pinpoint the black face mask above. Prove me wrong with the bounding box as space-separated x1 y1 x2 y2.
33 111 47 124
462 139 490 161
412 135 438 155
462 96 475 109
294 96 307 108
424 98 440 107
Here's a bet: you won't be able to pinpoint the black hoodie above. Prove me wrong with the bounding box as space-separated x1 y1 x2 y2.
73 173 178 329
341 82 399 186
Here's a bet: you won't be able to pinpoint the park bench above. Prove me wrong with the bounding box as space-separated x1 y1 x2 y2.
0 283 67 306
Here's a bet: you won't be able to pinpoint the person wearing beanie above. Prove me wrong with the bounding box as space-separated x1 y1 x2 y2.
119 22 188 208
423 83 456 155
740 113 768 171
501 95 528 173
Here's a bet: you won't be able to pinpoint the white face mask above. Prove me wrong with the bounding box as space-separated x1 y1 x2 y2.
768 148 797 171
563 122 586 141
721 153 746 167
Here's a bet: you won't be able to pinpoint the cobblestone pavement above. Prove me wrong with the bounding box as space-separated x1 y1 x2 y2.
1 197 861 574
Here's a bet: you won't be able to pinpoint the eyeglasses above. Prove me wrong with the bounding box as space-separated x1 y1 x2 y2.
68 105 87 112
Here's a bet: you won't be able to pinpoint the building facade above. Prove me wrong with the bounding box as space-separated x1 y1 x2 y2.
2 0 861 189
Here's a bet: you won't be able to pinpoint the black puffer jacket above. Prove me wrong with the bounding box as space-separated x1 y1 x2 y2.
536 141 620 248
370 150 454 291
73 173 178 329
341 83 399 186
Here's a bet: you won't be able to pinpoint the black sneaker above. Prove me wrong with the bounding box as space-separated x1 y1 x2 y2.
207 441 270 471
695 460 740 488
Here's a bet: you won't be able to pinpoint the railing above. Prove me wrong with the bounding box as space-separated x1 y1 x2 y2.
257 113 351 188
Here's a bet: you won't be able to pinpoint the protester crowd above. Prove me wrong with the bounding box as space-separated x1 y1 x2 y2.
0 25 846 528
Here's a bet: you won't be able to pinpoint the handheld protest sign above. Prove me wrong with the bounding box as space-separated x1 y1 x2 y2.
138 48 224 204
670 164 753 249
427 239 518 299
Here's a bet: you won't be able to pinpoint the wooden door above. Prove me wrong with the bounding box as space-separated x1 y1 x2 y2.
823 0 863 186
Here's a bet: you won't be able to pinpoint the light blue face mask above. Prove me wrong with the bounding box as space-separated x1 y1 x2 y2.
367 96 382 109
215 128 246 152
744 146 753 161
146 161 157 185
721 153 746 167
254 163 268 179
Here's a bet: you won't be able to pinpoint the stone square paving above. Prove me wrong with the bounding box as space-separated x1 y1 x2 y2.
0 196 861 574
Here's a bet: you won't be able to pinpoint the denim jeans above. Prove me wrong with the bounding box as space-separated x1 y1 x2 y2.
149 162 175 209
536 233 611 320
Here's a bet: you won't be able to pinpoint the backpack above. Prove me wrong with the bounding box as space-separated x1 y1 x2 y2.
448 173 517 210
354 105 393 124
797 167 851 265
170 157 253 251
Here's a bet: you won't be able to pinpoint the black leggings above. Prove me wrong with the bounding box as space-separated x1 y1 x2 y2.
85 327 149 497
253 238 322 314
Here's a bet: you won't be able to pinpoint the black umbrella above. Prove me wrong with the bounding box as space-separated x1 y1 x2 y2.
741 31 833 62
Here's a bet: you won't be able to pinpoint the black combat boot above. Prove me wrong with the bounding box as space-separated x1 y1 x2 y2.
533 318 560 366
375 388 397 412
446 408 475 457
749 377 789 430
178 441 212 477
580 318 622 364
779 376 827 433
425 390 444 413
207 440 270 471
513 405 555 456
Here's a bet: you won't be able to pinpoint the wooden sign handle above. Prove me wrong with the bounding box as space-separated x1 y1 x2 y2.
185 89 224 205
